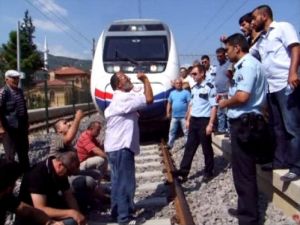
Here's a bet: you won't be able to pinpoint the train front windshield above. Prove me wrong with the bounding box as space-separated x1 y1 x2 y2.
103 36 168 62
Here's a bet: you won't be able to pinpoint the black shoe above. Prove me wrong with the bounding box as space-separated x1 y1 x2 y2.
280 172 300 182
202 173 214 183
119 216 146 225
228 208 238 217
261 164 287 171
214 131 226 135
173 170 188 183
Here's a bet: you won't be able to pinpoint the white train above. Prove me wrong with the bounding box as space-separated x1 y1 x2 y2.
91 19 179 121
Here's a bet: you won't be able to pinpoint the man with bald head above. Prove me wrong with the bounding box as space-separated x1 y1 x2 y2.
104 71 153 224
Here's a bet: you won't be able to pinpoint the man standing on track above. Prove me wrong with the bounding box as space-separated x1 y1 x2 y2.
104 71 153 225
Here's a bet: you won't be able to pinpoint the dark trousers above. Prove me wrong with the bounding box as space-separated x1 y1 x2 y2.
2 128 29 171
179 117 214 176
267 87 300 174
230 119 258 225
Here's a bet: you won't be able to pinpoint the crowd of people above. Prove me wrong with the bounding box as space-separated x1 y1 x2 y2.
0 4 299 225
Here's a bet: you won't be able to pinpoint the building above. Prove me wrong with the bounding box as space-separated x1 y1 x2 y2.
28 66 90 108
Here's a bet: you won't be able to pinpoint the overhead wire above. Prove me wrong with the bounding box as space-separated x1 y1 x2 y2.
33 0 91 45
23 0 89 50
198 0 249 48
185 0 248 53
185 0 228 52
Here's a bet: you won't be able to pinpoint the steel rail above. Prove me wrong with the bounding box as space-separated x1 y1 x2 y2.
160 140 196 225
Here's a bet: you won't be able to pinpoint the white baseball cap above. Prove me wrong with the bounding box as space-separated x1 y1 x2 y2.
5 70 21 78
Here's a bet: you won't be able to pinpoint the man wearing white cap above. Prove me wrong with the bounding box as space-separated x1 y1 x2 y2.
0 70 30 171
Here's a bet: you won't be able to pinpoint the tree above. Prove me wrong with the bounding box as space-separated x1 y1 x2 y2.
0 10 43 88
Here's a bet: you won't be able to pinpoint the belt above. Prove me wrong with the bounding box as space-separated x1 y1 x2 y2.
229 113 264 124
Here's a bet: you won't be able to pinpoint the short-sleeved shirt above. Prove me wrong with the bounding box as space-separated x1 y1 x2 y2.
49 133 75 156
0 194 20 225
205 65 217 84
19 157 70 208
227 54 267 119
104 90 146 155
250 21 300 93
76 130 102 162
168 89 191 118
215 60 231 93
190 80 217 118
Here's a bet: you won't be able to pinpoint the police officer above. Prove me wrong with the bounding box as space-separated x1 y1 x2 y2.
175 64 217 183
219 33 267 225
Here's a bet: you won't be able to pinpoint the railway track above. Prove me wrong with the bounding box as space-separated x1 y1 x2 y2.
88 141 195 225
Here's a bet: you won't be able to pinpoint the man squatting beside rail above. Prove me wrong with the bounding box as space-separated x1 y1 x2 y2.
104 71 153 225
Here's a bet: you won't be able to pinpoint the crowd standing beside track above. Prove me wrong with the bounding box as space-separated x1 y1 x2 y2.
0 70 30 171
175 64 217 183
104 71 153 225
166 78 191 149
219 33 268 225
251 5 300 182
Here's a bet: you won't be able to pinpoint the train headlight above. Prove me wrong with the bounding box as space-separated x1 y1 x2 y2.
150 65 158 72
106 65 114 73
123 66 135 72
157 64 166 72
113 65 121 72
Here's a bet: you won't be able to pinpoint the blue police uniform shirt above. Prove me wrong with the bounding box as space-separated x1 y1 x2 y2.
227 54 267 119
168 89 191 118
190 80 217 118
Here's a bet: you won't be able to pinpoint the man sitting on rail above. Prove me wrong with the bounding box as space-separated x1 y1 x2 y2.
75 121 109 180
18 151 86 225
49 109 84 156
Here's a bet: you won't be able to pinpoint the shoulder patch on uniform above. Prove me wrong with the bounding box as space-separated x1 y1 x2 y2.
237 74 243 82
206 82 214 89
237 62 243 69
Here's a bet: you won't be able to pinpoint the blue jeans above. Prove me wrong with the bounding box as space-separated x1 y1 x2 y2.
108 148 136 223
267 86 300 174
63 218 78 225
168 117 188 148
217 107 228 132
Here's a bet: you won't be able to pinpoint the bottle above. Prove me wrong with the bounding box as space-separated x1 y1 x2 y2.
285 85 294 96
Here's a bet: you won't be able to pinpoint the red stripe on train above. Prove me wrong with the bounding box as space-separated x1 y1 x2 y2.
95 89 113 100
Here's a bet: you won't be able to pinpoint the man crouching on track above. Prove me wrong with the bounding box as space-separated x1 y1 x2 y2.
219 33 267 225
104 71 153 225
18 151 86 225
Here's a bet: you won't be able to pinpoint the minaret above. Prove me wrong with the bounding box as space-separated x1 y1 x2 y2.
44 36 49 71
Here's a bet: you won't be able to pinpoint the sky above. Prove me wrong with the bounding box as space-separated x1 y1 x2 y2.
1 0 300 66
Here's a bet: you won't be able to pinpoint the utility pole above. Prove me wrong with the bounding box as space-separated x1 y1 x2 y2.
17 21 22 88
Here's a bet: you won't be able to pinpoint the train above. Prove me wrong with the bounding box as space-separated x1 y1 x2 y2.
91 19 179 121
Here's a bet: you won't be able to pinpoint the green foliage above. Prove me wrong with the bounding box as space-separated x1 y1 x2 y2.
0 10 43 89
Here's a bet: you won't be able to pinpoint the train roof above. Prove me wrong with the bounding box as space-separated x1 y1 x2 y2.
106 19 170 33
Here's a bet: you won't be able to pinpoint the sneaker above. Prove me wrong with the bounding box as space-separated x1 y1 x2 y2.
119 217 146 225
280 172 300 182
